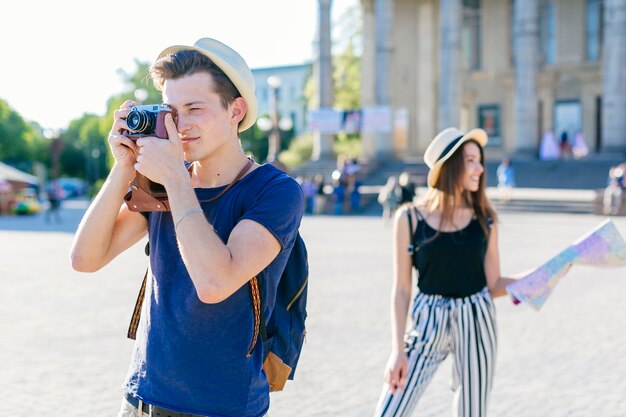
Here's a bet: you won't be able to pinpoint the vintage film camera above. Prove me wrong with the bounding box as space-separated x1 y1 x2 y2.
124 104 178 202
126 104 177 139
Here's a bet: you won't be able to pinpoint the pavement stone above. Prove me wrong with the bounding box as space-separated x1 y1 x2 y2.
1 203 625 417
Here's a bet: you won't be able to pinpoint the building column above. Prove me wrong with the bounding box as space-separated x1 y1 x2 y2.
312 0 334 160
362 0 395 160
512 0 539 153
373 0 394 158
438 0 462 131
601 0 626 152
360 0 377 160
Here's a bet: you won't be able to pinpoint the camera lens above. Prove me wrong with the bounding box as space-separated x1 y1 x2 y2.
127 109 154 133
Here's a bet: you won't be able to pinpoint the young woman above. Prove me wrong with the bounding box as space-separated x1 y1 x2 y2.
373 128 516 417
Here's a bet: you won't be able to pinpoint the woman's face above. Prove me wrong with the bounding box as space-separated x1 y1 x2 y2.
461 142 484 192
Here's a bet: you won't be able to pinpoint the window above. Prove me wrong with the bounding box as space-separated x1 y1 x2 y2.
539 0 556 65
586 0 603 61
462 0 481 71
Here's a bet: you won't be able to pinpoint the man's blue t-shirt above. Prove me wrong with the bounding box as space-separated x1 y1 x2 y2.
124 164 304 417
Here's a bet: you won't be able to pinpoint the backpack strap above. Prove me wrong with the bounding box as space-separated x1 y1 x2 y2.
246 276 262 358
127 242 150 340
406 207 423 256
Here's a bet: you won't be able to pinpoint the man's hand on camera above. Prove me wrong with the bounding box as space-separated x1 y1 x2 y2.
108 100 139 169
134 113 188 188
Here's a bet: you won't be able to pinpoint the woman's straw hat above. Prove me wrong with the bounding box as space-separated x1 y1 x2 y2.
424 127 488 187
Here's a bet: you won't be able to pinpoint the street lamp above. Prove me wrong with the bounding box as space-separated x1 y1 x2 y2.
256 75 293 167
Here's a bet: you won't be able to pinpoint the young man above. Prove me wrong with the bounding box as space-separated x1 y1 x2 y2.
70 38 304 417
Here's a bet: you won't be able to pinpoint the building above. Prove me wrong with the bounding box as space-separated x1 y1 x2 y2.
252 63 312 135
359 0 626 160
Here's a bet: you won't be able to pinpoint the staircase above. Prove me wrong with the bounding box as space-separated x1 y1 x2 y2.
289 155 625 215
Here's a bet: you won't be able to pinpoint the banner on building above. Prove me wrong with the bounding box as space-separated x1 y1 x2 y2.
308 106 392 133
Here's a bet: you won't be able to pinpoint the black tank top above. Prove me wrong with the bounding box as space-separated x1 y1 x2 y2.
409 209 489 298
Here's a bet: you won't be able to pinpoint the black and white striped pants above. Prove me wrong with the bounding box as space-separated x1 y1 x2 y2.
374 287 497 417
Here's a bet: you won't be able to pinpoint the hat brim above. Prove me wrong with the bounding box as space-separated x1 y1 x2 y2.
427 128 488 188
158 44 258 133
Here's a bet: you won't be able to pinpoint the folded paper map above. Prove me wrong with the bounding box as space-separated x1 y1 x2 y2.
506 219 626 310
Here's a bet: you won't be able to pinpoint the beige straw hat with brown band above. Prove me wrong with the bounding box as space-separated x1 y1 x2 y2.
157 38 259 133
423 127 488 188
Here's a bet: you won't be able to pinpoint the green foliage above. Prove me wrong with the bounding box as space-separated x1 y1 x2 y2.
0 99 47 169
58 60 159 181
333 133 361 158
239 113 295 163
240 121 269 162
333 40 361 110
333 4 362 111
279 133 314 170
301 3 363 163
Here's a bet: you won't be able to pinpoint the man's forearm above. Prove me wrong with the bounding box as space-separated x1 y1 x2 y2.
164 174 234 301
70 164 136 270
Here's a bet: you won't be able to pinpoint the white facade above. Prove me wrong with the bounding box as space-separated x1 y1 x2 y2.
252 64 312 135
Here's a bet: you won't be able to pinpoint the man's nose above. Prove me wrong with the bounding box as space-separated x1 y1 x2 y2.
176 115 191 133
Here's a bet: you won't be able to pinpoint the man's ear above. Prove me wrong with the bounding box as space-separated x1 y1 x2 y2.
230 97 248 127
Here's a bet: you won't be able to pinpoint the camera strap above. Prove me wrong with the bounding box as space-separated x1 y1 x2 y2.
124 157 254 212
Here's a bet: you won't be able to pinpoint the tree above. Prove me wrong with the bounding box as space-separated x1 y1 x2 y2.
0 98 48 171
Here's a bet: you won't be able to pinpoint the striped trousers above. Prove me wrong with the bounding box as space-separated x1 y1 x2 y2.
374 287 497 417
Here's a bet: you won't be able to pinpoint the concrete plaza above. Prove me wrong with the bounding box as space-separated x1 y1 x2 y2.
0 202 625 416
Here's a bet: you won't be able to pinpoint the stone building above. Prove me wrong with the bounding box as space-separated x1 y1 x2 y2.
359 0 626 160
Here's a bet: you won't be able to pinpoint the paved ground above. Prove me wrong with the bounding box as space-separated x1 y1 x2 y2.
1 201 625 417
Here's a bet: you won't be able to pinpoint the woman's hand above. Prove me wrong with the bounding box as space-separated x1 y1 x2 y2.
384 350 409 394
108 100 139 169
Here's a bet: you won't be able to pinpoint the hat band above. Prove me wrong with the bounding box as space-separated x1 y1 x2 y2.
436 135 464 162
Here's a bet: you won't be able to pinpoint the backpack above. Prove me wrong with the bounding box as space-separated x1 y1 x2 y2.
128 232 309 393
248 232 309 392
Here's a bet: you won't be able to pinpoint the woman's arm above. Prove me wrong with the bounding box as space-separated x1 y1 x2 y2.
484 223 516 298
384 206 415 393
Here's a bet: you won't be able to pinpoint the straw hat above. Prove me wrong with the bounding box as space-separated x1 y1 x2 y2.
424 127 488 188
158 38 258 132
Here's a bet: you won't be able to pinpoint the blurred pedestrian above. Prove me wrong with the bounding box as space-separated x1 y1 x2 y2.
301 176 317 214
348 174 361 213
378 176 401 225
398 172 416 204
373 127 518 417
539 129 560 161
572 130 589 159
45 180 62 224
332 175 345 215
559 131 572 159
604 164 625 215
314 175 327 215
496 157 516 203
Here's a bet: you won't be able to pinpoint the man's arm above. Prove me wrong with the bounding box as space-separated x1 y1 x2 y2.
172 181 283 304
70 163 148 272
131 115 302 304
70 100 148 272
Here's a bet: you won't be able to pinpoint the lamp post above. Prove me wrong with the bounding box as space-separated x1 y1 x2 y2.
266 75 281 163
257 76 293 168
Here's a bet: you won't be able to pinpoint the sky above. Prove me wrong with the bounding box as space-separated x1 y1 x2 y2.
0 0 358 130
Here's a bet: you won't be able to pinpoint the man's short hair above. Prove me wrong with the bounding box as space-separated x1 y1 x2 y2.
150 50 241 110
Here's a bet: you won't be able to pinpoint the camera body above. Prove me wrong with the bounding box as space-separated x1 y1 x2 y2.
126 104 177 139
125 104 178 199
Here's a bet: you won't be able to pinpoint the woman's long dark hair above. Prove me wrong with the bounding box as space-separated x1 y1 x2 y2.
422 140 497 236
